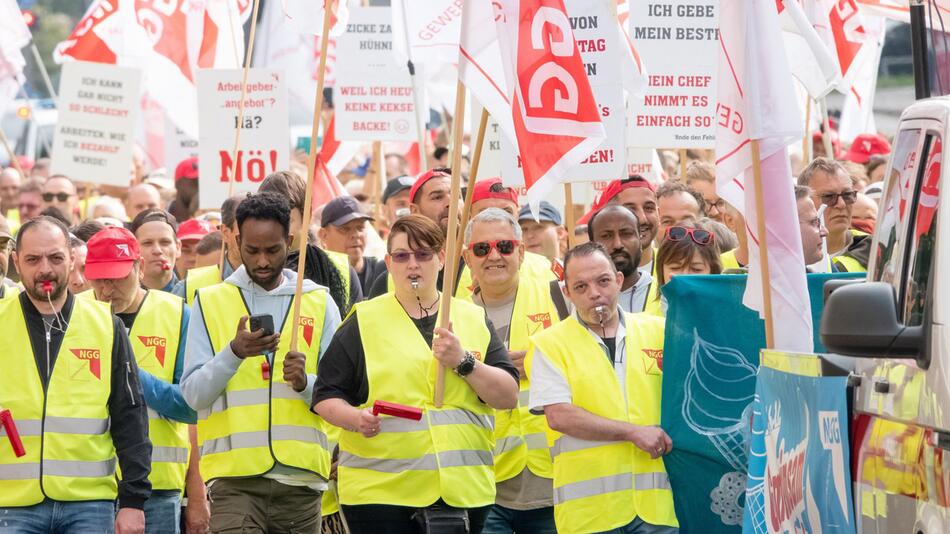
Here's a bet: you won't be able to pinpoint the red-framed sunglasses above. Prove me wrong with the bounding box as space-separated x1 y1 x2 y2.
467 239 520 257
665 226 714 245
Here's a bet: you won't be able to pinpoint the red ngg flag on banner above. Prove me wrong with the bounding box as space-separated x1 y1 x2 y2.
460 0 604 208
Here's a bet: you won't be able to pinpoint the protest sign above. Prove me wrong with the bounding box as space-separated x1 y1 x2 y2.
743 352 855 533
500 0 625 187
660 272 862 533
164 120 199 173
334 7 421 142
51 61 141 186
197 68 289 209
627 0 718 148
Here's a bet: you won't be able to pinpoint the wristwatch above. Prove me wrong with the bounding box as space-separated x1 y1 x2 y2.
454 351 477 377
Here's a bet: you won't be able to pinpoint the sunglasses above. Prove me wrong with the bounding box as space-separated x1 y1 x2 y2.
704 198 727 212
468 239 520 257
816 191 857 207
390 250 436 263
42 192 72 202
666 226 714 245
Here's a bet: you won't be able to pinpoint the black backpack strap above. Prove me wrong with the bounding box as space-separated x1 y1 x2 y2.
550 279 570 321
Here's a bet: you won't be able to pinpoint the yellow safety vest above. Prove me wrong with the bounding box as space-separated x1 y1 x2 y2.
128 290 189 491
833 254 867 273
338 294 495 508
196 283 331 482
530 313 678 533
5 209 20 234
462 273 560 482
322 426 342 516
184 265 222 306
642 257 661 316
326 250 351 305
457 251 554 299
76 289 96 300
0 283 19 300
720 249 743 271
0 297 117 505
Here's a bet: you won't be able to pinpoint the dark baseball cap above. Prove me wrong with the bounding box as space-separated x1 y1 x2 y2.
518 201 562 225
382 175 415 203
321 196 374 227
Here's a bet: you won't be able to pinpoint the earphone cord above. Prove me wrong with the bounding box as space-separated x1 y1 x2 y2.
45 289 68 332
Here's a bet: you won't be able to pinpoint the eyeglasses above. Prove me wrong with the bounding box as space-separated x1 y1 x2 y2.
390 250 436 263
665 226 714 245
0 237 11 251
42 192 72 202
704 198 727 212
467 239 520 257
816 191 857 207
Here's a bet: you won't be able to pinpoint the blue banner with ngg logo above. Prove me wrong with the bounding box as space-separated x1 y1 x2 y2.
743 357 855 533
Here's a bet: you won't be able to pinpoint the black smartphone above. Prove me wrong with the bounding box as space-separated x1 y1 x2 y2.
248 314 275 336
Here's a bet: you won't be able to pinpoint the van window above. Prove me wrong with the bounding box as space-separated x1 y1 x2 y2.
873 129 922 285
902 136 941 327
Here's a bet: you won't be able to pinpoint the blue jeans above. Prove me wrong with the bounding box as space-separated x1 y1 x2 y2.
481 504 556 534
144 490 182 534
0 499 115 533
597 516 679 534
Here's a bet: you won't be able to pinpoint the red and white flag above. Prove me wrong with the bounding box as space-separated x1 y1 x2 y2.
319 115 362 176
281 0 348 36
0 0 30 116
311 154 347 210
614 0 647 96
391 0 464 66
778 0 840 98
715 0 813 352
460 0 605 207
804 0 871 91
838 14 886 144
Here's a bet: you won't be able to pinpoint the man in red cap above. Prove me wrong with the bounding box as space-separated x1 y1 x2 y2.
85 226 209 533
582 175 661 275
843 133 891 164
169 157 199 224
176 218 216 280
471 177 519 217
408 167 456 233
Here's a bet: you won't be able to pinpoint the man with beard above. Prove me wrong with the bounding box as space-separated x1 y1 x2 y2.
181 193 341 533
581 176 660 277
0 216 151 533
588 205 656 314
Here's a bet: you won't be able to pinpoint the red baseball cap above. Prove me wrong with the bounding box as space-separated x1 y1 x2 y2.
408 169 450 203
577 175 656 225
177 218 216 242
174 157 199 181
85 227 141 280
812 129 841 158
471 177 518 205
844 133 891 164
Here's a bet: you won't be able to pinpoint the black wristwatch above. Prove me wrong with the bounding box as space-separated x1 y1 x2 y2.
454 351 477 377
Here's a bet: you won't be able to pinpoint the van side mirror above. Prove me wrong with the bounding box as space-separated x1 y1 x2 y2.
820 281 923 358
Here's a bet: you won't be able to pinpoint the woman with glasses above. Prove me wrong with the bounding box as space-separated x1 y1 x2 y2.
652 222 723 315
313 214 519 534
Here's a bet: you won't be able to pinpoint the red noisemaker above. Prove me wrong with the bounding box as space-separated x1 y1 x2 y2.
373 400 423 421
160 261 171 271
41 280 52 294
0 408 26 457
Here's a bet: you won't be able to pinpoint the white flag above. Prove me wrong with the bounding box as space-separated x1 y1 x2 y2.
391 0 464 66
779 0 840 98
838 15 886 144
0 0 30 115
715 0 813 352
281 0 349 36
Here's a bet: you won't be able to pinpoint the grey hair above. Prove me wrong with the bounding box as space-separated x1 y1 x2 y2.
464 207 523 244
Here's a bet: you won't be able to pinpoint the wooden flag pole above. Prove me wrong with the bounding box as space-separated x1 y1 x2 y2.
29 44 58 102
802 97 812 162
750 140 775 349
288 1 335 353
226 0 261 198
819 97 834 158
678 148 688 179
452 108 490 259
0 130 27 182
434 80 468 408
564 183 576 248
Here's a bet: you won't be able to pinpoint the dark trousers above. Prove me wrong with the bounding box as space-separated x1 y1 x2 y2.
481 505 556 534
208 477 322 534
341 501 492 534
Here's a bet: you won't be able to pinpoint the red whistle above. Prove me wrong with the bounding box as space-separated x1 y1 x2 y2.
373 400 423 421
41 280 52 294
160 261 171 271
0 409 26 457
261 360 271 381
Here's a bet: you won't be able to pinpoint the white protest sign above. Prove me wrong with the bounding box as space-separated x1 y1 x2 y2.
334 7 420 142
164 119 198 172
469 99 503 180
628 0 718 148
197 68 289 209
501 0 625 188
51 61 141 186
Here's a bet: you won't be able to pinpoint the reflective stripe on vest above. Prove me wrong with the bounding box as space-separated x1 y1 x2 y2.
196 283 331 482
461 271 560 483
129 290 189 491
338 294 495 508
0 297 117 506
185 265 222 306
531 313 678 533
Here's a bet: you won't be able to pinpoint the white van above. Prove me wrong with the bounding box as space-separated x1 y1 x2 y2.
822 97 948 532
0 99 57 165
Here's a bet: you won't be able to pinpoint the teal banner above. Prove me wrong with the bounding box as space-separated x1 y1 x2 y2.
659 273 862 531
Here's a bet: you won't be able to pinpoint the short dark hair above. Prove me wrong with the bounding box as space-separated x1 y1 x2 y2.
131 208 178 235
587 204 639 241
563 241 616 281
221 195 244 229
654 221 723 296
259 171 306 212
236 192 292 235
388 214 445 253
656 180 704 215
798 157 846 187
196 231 223 255
433 146 449 161
16 215 71 252
71 219 105 242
